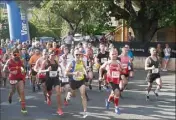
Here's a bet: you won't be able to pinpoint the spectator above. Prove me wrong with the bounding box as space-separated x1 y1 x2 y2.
63 31 74 53
156 44 163 66
128 32 134 42
163 44 171 71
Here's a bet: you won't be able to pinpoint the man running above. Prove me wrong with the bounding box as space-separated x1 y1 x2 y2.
96 43 109 91
118 47 131 92
65 49 88 118
145 47 162 101
34 49 48 102
99 48 122 114
39 50 63 115
3 49 27 113
29 48 41 92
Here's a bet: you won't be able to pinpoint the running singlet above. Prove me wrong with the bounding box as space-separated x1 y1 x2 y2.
120 55 130 74
107 63 120 84
59 63 69 83
148 57 160 74
97 51 109 65
71 60 85 81
8 59 24 81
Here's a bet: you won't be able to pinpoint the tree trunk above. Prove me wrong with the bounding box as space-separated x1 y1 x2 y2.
131 19 158 45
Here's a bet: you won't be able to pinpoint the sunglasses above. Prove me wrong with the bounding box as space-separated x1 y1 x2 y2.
13 53 20 57
76 54 81 56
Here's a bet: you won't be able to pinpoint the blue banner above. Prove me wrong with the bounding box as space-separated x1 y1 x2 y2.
6 1 21 41
6 0 29 43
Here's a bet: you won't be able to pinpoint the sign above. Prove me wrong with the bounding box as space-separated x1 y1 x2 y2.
113 41 176 58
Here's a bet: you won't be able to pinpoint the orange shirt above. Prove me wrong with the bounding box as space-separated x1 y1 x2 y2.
29 54 41 65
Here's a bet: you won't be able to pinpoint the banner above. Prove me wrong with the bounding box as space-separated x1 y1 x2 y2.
113 41 176 58
20 11 29 42
6 0 29 43
6 1 21 41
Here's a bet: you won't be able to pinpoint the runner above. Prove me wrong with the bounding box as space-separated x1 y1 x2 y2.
65 49 88 118
1 49 10 87
59 53 70 106
34 49 48 102
99 48 122 114
118 47 131 92
3 49 27 113
124 45 134 78
29 48 41 92
85 42 94 90
39 49 63 115
96 43 109 91
145 47 162 101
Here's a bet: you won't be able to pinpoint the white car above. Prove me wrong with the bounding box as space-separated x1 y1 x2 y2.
74 33 83 42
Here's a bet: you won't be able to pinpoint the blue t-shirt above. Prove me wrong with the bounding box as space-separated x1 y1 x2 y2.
128 50 134 59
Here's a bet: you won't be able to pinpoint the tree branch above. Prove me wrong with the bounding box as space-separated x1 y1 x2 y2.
59 14 74 30
108 0 130 20
124 0 137 17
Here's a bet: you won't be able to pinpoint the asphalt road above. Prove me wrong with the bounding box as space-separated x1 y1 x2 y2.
0 70 175 120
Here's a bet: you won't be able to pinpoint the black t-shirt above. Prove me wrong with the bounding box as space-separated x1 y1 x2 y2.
97 51 109 65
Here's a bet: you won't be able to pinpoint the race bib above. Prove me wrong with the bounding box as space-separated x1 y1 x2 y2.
10 80 18 85
112 71 120 78
152 68 159 73
49 71 57 77
122 64 128 69
62 77 69 83
73 72 84 81
101 58 108 63
128 65 131 70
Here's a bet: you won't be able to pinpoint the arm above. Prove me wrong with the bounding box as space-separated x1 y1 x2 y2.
65 62 76 76
99 61 108 79
33 59 40 72
38 60 49 73
2 59 10 72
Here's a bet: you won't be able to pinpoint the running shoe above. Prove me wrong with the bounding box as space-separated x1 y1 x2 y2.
83 112 88 118
21 108 28 114
154 91 159 99
57 109 64 115
115 107 120 114
89 85 92 90
64 100 69 106
105 99 110 110
46 93 51 105
146 95 149 101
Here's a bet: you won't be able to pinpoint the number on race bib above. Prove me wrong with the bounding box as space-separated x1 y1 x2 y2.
152 68 159 73
62 77 69 83
10 80 18 85
122 64 128 69
112 71 120 78
49 71 57 77
101 58 108 63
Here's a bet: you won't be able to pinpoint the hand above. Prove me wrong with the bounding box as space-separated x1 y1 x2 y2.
11 70 17 75
151 65 155 70
47 66 52 71
99 77 103 81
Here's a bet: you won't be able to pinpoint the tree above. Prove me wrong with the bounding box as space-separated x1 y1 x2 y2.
105 0 176 43
29 8 63 38
0 8 9 39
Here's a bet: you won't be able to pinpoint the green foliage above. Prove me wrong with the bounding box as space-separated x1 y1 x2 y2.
0 8 9 39
29 8 63 38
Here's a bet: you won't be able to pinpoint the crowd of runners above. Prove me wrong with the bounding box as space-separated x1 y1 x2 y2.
0 39 164 118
